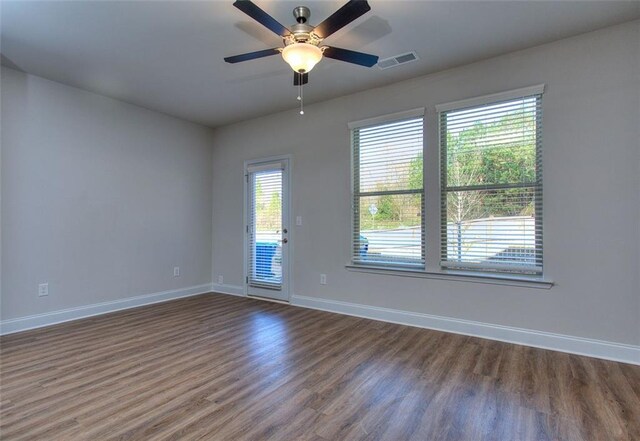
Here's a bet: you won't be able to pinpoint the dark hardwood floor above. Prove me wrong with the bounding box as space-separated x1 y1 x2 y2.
1 294 639 440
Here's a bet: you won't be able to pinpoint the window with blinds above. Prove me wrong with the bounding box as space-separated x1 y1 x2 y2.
351 110 425 268
439 90 543 274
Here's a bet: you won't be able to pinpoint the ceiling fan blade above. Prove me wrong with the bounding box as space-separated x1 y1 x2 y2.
233 0 290 37
293 72 309 86
224 48 281 63
322 46 378 67
313 0 371 39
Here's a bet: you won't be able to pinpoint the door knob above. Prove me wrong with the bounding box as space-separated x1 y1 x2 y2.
283 228 288 234
282 238 288 244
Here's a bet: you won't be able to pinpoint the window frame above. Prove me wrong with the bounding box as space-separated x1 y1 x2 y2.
436 85 545 276
349 108 426 269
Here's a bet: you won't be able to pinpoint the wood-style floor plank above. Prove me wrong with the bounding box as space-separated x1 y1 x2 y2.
1 294 638 440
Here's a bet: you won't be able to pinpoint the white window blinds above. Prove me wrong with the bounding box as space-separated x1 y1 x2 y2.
351 112 425 267
248 163 284 289
439 90 543 274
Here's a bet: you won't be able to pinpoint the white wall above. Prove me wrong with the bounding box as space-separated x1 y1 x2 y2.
211 21 640 347
1 67 214 321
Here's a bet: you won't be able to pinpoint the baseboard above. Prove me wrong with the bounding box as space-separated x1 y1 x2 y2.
211 283 245 297
7 286 637 364
0 283 213 335
291 294 640 365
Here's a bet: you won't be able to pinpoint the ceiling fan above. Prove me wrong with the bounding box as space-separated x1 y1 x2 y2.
224 0 379 88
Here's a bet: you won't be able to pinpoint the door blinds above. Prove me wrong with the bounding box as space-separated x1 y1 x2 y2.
248 162 284 288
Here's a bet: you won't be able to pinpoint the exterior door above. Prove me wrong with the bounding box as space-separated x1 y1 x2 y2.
245 158 290 301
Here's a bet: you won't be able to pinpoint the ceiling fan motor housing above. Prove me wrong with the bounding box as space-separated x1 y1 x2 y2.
287 6 322 45
293 6 310 23
289 24 317 43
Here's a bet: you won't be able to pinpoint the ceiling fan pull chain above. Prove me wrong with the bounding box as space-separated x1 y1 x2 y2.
299 75 304 115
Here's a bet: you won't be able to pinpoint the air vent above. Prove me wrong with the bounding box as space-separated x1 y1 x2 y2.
377 51 419 70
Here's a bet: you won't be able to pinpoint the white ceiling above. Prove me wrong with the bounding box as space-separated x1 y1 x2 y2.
2 1 639 127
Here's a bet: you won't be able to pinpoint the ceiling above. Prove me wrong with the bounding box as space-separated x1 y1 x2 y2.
2 1 639 127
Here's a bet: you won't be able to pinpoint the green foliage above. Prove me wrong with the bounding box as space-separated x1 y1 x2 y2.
377 194 394 219
446 108 537 221
255 181 282 231
362 107 537 231
408 152 423 190
263 192 281 230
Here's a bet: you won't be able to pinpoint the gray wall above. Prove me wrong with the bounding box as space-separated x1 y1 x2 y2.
211 21 640 345
1 67 214 320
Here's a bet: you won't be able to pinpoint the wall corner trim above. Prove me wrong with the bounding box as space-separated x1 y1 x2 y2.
290 294 640 365
0 284 213 335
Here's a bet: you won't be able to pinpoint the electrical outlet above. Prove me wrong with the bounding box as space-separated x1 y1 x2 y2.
38 283 49 297
173 267 180 277
296 216 302 226
218 275 224 284
320 274 327 285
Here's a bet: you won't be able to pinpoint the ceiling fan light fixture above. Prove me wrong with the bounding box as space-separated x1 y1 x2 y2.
282 43 323 73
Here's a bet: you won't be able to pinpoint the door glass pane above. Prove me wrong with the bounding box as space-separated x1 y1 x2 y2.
250 169 282 287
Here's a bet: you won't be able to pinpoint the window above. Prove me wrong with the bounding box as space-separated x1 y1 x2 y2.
350 109 425 268
438 86 543 275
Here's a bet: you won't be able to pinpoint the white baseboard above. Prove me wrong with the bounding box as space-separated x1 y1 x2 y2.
5 285 637 365
211 283 245 297
0 283 213 335
290 294 640 365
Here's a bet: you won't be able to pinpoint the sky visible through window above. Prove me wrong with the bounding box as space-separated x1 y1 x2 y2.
358 118 423 193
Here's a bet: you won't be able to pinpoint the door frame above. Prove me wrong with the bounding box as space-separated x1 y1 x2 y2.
243 154 292 302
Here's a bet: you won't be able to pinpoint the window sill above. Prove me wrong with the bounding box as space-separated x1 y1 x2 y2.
345 264 553 289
